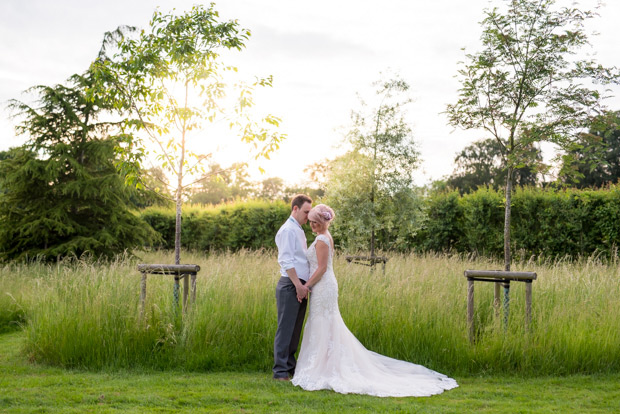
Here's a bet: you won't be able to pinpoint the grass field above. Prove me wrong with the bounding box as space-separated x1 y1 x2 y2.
2 331 620 413
1 250 619 377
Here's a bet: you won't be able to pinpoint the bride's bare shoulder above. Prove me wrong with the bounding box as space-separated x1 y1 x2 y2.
315 234 334 252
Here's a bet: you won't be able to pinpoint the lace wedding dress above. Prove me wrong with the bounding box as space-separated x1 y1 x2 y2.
291 234 458 397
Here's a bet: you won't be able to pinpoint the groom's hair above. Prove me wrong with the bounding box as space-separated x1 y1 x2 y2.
291 194 312 211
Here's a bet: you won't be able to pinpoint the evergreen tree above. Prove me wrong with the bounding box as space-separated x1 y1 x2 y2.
0 72 155 261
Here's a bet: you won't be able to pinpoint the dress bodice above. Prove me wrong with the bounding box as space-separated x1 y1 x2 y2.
306 234 333 274
305 233 338 317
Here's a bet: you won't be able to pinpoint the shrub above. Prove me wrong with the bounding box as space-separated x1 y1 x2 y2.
140 200 312 252
421 185 620 259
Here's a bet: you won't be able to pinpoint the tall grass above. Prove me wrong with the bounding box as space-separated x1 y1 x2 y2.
0 266 26 334
1 251 619 375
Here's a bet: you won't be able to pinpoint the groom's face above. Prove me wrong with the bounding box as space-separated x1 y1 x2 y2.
292 202 312 225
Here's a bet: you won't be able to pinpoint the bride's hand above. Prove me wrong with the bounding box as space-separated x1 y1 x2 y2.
296 284 309 302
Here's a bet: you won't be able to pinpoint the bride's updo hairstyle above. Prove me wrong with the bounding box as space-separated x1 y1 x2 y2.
308 204 335 226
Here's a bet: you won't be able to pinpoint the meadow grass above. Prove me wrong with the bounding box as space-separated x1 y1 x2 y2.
0 250 619 375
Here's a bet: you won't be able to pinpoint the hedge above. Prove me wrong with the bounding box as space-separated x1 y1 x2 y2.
140 187 620 259
416 185 620 259
140 200 312 251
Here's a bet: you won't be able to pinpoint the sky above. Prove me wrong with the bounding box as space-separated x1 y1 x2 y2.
1 0 619 187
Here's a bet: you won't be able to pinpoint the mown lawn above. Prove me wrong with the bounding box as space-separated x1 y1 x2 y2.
2 332 620 413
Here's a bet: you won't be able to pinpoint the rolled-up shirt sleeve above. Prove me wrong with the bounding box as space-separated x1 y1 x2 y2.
277 227 297 271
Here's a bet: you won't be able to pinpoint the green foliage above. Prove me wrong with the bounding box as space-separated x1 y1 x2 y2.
447 0 619 150
460 188 506 256
189 162 252 205
446 138 541 194
257 177 284 201
0 73 155 262
128 167 173 209
420 186 620 259
558 111 620 188
325 75 422 252
137 186 620 258
139 200 306 251
92 4 285 262
446 0 620 267
324 152 374 249
416 190 463 252
2 251 619 376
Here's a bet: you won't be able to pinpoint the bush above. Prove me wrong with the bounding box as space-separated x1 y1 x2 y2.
140 200 313 252
420 185 620 259
415 190 463 252
139 188 620 259
460 188 505 256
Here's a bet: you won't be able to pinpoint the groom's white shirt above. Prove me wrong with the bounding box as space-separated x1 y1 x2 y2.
276 216 310 281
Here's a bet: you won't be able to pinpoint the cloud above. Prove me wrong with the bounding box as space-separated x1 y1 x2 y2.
248 24 375 60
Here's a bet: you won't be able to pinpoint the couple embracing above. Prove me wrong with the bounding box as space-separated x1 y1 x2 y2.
272 194 458 397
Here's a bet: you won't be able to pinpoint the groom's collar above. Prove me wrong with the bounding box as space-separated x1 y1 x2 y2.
288 216 302 229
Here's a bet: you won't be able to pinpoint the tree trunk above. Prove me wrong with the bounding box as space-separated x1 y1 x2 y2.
504 167 513 272
370 229 375 258
494 166 514 314
174 83 189 266
174 132 185 266
174 188 182 265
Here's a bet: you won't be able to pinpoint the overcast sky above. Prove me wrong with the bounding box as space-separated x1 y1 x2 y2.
1 0 619 186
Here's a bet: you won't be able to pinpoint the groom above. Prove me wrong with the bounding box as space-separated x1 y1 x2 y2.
272 194 313 380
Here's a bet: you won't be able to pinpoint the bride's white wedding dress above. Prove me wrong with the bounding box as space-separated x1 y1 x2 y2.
291 234 458 397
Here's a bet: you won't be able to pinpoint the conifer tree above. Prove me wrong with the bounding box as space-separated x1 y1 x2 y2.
0 72 154 261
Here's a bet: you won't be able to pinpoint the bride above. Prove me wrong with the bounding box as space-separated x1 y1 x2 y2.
291 204 458 397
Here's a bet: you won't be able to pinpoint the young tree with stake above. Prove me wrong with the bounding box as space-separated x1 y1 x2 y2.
93 5 285 264
446 0 620 271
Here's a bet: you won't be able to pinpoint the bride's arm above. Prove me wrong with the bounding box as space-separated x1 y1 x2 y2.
306 240 329 289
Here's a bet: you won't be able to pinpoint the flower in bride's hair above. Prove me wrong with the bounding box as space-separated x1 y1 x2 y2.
322 211 332 221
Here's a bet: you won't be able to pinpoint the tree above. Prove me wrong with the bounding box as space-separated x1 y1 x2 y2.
259 177 284 201
280 161 330 203
0 72 154 261
0 150 10 195
128 167 173 208
304 161 330 185
283 185 324 203
93 5 284 264
558 110 620 188
189 162 251 205
446 0 620 270
142 167 172 202
447 138 541 193
325 76 422 252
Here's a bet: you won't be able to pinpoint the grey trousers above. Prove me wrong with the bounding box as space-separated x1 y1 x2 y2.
273 276 307 379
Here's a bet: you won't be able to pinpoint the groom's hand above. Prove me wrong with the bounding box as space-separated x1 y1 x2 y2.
284 268 308 302
295 284 309 302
